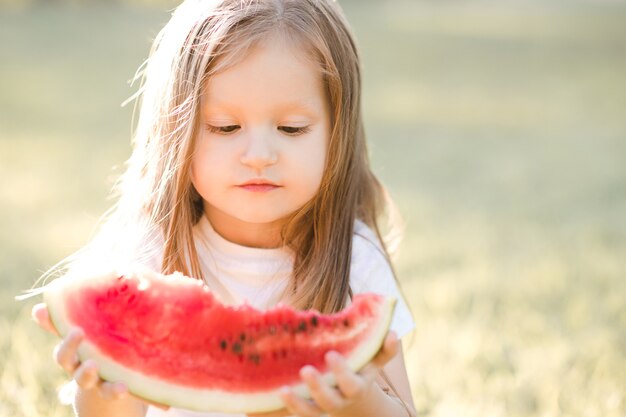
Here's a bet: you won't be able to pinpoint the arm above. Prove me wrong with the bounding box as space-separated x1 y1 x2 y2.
333 339 416 417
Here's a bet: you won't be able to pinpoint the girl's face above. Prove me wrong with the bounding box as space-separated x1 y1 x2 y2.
191 35 330 247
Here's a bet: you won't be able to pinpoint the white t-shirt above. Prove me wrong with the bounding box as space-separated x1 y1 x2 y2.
146 216 415 417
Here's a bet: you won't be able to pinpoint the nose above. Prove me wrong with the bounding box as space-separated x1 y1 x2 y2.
240 131 278 169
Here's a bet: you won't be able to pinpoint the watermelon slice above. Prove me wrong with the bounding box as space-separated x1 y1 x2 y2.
44 270 396 413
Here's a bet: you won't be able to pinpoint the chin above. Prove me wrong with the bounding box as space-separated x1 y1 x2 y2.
234 211 291 226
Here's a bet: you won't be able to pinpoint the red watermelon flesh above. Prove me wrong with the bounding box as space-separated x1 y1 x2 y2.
44 270 396 413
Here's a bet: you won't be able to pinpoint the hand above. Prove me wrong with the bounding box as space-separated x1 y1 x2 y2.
248 332 399 417
32 302 170 411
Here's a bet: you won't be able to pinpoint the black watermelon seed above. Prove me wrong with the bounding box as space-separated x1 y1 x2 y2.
311 316 319 327
232 342 242 354
240 333 246 342
249 354 261 365
343 319 350 327
297 321 307 332
220 340 227 350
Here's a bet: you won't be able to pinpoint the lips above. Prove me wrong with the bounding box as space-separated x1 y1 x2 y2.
237 179 281 192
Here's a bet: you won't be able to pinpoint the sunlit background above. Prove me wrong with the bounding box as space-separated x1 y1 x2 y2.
1 0 625 416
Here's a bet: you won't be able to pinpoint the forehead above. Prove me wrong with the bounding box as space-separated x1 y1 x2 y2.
201 34 327 114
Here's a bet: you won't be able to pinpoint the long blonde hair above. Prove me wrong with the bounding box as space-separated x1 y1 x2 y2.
58 0 401 314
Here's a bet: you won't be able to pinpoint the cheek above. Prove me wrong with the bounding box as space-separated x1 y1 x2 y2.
313 134 328 183
293 138 327 193
190 146 222 193
190 151 204 187
310 153 326 189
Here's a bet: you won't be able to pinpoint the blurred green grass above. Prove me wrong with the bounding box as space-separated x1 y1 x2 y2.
1 1 625 416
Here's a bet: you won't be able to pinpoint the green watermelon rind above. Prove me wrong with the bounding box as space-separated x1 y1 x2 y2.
44 271 396 413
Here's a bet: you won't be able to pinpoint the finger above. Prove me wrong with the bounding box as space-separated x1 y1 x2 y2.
246 408 291 417
326 351 366 399
279 387 325 417
99 383 170 410
136 395 171 411
53 328 84 374
300 366 344 412
32 303 60 336
98 381 130 401
73 359 100 390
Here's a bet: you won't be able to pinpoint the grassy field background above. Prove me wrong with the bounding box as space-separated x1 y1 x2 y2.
1 1 625 416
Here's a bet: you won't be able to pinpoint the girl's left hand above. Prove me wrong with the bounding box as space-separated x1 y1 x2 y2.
247 331 399 417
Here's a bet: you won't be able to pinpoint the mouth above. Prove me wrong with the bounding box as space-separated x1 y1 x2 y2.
237 179 281 192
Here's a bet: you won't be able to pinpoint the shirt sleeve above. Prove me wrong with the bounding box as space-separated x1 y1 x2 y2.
349 223 415 339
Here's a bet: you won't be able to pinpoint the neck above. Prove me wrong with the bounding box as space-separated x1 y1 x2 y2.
204 209 285 249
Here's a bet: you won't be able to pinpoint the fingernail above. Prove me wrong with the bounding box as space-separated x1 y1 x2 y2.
326 351 340 364
69 328 84 339
279 386 291 398
114 383 127 396
31 304 42 321
299 366 315 380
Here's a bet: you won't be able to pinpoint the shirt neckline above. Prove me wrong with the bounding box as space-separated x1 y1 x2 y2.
194 215 294 276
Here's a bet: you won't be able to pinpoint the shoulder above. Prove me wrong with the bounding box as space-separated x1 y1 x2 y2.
65 220 164 277
352 220 387 263
350 220 416 338
349 220 394 293
106 221 164 273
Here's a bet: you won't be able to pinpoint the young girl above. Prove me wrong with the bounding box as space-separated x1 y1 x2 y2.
32 0 416 416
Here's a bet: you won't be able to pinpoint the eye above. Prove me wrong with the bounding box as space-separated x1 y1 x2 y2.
278 126 311 136
206 124 240 134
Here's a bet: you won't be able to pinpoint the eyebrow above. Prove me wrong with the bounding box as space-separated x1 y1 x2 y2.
276 101 322 118
202 99 323 118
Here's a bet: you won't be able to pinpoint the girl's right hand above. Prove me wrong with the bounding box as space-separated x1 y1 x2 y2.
31 303 170 410
32 302 131 400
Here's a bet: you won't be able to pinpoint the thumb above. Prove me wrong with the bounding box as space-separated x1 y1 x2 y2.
32 303 60 337
370 331 399 368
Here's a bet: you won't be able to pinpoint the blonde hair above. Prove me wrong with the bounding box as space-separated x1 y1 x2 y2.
54 0 402 315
